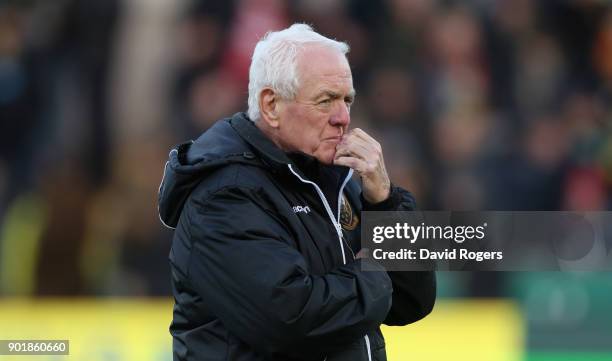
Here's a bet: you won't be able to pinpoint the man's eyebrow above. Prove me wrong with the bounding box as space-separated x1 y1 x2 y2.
316 89 356 99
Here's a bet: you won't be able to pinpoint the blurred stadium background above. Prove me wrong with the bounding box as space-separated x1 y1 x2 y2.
1 0 611 360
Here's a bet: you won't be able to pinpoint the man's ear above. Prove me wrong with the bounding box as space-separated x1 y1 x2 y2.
259 88 280 128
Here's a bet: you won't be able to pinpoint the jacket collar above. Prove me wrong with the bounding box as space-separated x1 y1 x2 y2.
230 112 292 172
230 112 351 182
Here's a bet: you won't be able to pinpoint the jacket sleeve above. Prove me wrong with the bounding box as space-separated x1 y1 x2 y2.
186 186 393 360
362 185 437 326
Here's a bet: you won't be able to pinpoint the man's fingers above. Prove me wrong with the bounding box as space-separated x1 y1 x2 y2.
336 141 383 172
334 156 378 176
335 129 386 176
346 128 381 150
342 129 382 156
339 128 391 204
348 128 371 141
337 129 381 161
335 140 370 161
333 156 366 171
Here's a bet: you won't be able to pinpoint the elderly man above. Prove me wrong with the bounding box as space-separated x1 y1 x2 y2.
158 24 435 361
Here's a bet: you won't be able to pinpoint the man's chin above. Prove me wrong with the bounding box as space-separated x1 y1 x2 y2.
312 144 338 165
315 152 336 166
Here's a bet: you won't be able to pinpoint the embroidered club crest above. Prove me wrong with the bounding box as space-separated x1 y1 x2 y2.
340 194 359 231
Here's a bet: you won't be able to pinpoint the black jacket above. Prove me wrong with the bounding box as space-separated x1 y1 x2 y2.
158 113 436 361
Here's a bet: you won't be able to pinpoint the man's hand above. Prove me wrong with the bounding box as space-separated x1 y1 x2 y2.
333 128 391 204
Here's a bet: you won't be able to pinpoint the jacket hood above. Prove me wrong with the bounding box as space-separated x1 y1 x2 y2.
158 112 350 229
158 113 266 228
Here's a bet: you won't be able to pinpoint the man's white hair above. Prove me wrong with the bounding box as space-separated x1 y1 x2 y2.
247 23 349 122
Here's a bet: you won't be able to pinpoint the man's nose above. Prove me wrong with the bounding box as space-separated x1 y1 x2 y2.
330 101 350 127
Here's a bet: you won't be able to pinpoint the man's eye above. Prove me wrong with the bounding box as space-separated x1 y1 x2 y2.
319 99 332 105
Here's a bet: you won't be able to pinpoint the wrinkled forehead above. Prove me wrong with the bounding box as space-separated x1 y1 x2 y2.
296 45 353 92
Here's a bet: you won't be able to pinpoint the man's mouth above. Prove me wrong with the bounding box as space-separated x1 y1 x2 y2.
323 136 343 143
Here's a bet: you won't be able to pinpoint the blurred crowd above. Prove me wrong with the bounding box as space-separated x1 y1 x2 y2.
0 0 611 297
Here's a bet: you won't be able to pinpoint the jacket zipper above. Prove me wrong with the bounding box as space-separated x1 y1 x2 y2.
287 165 372 361
287 165 352 264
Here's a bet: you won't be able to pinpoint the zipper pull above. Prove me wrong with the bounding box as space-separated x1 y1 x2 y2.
341 233 356 260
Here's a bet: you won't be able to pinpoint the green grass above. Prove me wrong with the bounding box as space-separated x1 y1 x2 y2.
527 352 612 361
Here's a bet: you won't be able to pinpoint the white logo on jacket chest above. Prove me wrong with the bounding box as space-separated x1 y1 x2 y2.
292 205 311 214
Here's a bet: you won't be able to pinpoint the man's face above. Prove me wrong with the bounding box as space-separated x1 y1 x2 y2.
275 46 355 165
